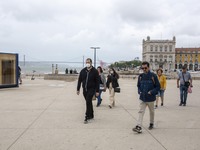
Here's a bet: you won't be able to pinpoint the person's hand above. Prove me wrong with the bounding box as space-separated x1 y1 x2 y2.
177 85 180 88
96 92 99 97
77 91 80 95
190 84 193 88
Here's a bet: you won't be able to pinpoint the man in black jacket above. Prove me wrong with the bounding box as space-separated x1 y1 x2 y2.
77 58 99 123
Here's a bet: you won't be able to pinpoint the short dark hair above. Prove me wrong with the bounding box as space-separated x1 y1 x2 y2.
86 58 92 63
182 65 187 69
142 61 150 67
97 66 103 73
157 68 163 73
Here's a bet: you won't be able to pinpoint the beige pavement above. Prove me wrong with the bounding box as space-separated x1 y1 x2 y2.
0 77 200 150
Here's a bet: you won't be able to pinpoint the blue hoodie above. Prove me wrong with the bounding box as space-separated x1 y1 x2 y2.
137 71 160 102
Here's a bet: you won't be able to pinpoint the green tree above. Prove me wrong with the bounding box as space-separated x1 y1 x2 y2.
109 60 142 69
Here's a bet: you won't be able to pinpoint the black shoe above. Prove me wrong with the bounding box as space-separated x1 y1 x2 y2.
155 105 158 109
161 103 163 106
84 118 88 124
132 126 142 133
148 123 154 130
96 104 100 107
109 105 112 109
183 104 186 106
179 103 182 106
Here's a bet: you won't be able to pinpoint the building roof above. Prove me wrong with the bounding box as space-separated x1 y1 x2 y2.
175 48 200 53
144 40 175 43
175 47 200 51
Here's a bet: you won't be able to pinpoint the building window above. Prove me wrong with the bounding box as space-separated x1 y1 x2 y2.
160 59 162 62
165 46 167 52
165 59 167 62
155 59 157 62
150 59 153 62
169 45 172 52
160 46 163 52
155 46 158 52
150 45 153 51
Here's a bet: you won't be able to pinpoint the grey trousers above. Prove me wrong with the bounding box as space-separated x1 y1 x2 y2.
137 100 155 127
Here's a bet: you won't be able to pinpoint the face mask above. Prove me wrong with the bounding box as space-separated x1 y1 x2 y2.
110 71 114 74
86 63 91 68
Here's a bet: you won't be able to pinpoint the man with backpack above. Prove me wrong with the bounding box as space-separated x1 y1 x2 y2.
133 61 160 133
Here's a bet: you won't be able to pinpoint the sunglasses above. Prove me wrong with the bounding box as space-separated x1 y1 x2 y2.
141 67 148 70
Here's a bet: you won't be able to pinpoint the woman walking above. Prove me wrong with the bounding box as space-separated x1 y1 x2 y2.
106 68 119 108
155 69 167 108
96 66 106 107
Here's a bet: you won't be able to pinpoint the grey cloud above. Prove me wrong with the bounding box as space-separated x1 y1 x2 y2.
1 0 200 63
114 0 171 24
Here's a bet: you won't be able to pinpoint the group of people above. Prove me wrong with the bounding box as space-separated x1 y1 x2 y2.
77 59 193 133
77 58 120 123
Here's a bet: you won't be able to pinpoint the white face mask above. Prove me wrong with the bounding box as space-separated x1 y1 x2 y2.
110 71 114 74
86 63 91 68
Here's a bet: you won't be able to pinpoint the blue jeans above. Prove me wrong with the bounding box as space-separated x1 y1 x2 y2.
180 85 188 104
97 90 103 105
157 90 165 97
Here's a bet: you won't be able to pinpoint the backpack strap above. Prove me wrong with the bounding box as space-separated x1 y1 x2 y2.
151 73 155 85
139 72 155 85
138 73 143 82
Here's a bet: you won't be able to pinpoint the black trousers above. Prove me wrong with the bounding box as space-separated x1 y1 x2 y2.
83 89 95 118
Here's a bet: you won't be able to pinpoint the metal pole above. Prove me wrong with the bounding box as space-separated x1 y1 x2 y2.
94 49 96 68
83 55 84 68
90 47 100 68
23 55 25 66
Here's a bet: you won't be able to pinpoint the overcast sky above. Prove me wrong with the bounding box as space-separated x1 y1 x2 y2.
1 0 200 64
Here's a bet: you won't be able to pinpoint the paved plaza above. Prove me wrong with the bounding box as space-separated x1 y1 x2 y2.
0 78 200 150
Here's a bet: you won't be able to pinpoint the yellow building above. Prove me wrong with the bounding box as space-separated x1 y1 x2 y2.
0 53 19 88
175 48 200 71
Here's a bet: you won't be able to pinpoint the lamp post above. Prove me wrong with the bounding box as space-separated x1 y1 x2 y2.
90 47 100 68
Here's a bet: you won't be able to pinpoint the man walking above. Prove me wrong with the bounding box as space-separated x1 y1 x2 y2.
177 66 193 106
77 58 99 124
133 61 160 133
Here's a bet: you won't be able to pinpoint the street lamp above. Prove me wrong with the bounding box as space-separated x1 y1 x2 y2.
90 47 100 68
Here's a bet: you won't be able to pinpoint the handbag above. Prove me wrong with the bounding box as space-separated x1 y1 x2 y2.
188 86 192 93
114 87 120 93
184 81 190 88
